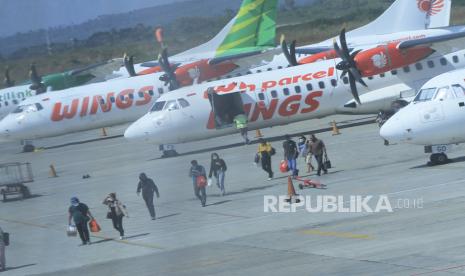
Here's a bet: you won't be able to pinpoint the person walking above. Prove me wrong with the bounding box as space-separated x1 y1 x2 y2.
305 138 315 173
208 153 227 196
137 173 160 220
189 160 207 207
233 113 250 144
0 226 5 272
68 197 93 245
310 134 328 176
258 138 274 180
282 135 299 177
103 193 129 240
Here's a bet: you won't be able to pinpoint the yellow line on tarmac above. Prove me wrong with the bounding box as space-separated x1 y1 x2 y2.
299 229 373 240
0 217 164 249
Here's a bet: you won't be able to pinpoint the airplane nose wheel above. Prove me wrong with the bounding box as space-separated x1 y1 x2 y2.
429 153 449 166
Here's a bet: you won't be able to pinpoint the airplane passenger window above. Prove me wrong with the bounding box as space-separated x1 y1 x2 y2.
164 100 179 111
138 91 144 98
271 90 278 98
256 70 262 73
391 70 398 75
318 81 325 89
0 103 2 107
453 56 459 63
35 103 44 110
295 86 301 93
440 58 447 66
110 97 115 103
415 63 423 70
434 86 455 101
128 93 134 99
306 83 313 91
4 101 8 106
178 98 190 108
278 66 283 69
342 77 349 84
13 99 18 105
148 90 154 96
158 87 164 95
403 66 410 73
258 93 265 100
283 88 290 96
380 73 385 78
100 98 105 105
427 60 435 68
120 95 125 101
414 88 437 102
267 68 272 71
150 101 166 112
452 84 465 98
330 79 337 87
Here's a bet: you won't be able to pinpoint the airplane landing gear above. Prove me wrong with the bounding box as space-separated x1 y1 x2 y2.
429 153 449 166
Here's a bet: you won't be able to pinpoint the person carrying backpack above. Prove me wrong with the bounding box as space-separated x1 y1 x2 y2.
282 135 299 177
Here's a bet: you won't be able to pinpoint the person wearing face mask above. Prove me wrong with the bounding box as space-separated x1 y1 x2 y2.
208 153 227 196
137 173 160 220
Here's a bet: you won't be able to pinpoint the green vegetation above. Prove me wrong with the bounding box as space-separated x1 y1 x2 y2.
3 0 465 87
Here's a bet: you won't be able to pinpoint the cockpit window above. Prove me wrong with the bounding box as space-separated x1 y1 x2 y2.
178 98 190 108
12 103 42 113
452 84 465 98
434 86 455 101
164 100 179 111
150 101 166 112
414 88 437 102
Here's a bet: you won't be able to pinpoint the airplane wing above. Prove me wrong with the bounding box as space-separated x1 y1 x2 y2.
398 30 465 55
69 58 124 81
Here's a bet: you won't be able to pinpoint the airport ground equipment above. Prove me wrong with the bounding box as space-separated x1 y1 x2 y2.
0 162 33 201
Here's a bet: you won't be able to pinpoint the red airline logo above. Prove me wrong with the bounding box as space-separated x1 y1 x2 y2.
417 0 444 16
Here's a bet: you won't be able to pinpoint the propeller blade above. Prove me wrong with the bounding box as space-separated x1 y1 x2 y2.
29 64 46 93
123 53 137 77
158 48 179 91
281 36 298 66
290 40 298 66
348 72 361 105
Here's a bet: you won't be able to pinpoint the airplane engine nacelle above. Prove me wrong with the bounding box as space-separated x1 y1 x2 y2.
355 43 434 77
298 50 338 64
175 59 238 87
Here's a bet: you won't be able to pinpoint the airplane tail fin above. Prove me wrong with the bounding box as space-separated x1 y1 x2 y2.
175 0 278 59
348 0 451 37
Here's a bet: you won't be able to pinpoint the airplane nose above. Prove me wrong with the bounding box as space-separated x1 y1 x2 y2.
379 114 405 143
124 117 152 141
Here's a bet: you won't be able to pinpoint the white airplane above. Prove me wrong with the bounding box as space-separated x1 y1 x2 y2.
122 29 465 147
380 68 465 165
0 0 455 153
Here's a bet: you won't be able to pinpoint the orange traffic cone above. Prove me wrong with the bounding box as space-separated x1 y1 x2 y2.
255 129 263 138
101 127 108 137
49 164 58 178
286 176 300 203
331 120 340 136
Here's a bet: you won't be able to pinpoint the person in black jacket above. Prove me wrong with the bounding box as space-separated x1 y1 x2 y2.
137 173 160 220
208 153 227 196
282 134 299 177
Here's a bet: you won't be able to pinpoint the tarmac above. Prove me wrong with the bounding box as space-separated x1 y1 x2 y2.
1 115 465 276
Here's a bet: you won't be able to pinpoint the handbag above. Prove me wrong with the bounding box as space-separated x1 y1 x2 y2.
254 153 260 164
67 225 77 237
207 178 213 187
324 154 332 169
89 219 101 233
270 147 276 156
196 175 207 188
279 160 289 173
106 212 112 219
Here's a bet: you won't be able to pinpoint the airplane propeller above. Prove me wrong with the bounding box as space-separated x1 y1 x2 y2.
29 64 47 93
3 67 15 87
280 35 298 66
158 47 180 91
123 53 137 77
333 28 366 105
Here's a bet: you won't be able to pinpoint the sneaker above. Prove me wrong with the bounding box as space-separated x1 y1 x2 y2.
151 216 156 220
87 241 92 245
120 236 124 240
267 177 273 181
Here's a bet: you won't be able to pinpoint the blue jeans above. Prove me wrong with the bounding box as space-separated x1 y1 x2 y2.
287 158 298 176
214 171 225 194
